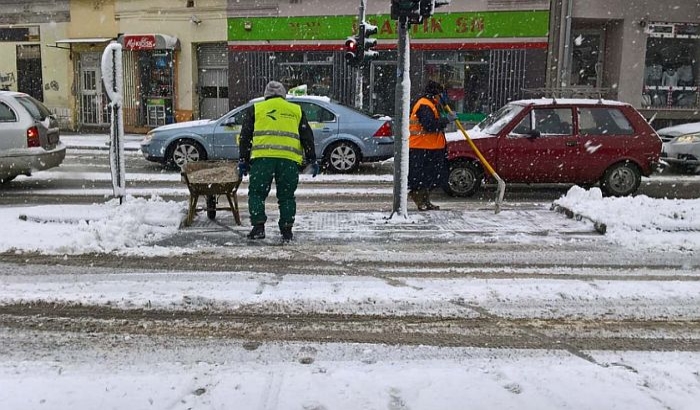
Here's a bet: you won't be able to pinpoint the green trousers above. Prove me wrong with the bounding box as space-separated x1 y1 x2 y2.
248 157 299 229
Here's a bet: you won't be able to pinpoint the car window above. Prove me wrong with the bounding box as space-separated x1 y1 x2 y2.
478 104 524 135
578 107 634 135
297 102 336 123
511 112 532 134
510 108 573 135
228 110 244 126
0 102 17 122
15 95 52 121
532 108 573 135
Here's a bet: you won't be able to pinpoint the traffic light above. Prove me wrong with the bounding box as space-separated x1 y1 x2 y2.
344 36 360 66
390 0 421 22
419 0 450 19
359 22 379 62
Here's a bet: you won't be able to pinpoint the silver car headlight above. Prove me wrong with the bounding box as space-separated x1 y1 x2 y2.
142 131 154 143
676 133 700 144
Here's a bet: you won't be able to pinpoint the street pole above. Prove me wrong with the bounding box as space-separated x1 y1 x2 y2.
101 42 126 205
391 17 410 217
354 0 366 109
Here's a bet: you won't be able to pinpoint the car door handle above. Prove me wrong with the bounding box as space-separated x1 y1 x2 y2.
566 141 578 147
322 127 332 132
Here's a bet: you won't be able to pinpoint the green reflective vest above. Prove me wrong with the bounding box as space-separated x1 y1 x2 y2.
251 98 304 164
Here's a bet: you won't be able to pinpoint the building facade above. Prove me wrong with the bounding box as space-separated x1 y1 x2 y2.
227 0 551 123
0 0 696 132
547 0 700 126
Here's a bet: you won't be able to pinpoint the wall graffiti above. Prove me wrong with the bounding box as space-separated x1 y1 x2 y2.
0 72 16 91
44 80 60 91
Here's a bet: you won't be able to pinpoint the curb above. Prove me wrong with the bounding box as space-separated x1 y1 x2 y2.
550 204 607 234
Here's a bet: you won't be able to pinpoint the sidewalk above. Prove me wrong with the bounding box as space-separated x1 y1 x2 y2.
154 205 602 249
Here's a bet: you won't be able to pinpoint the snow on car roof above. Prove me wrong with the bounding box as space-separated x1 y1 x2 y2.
656 121 700 137
510 98 628 106
249 95 332 103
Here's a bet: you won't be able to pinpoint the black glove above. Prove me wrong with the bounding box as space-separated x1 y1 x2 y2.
238 159 249 177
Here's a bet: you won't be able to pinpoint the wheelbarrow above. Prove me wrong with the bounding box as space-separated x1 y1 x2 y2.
180 160 242 227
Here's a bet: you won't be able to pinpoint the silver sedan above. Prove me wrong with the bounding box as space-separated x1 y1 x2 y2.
658 121 700 174
140 96 394 174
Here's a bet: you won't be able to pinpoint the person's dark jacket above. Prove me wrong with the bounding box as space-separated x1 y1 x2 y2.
414 96 450 132
238 96 316 164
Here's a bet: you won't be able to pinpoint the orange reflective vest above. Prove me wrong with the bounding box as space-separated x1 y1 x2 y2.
409 97 446 150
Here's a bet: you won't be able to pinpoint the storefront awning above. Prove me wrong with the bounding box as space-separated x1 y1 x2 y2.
117 34 180 51
50 37 113 50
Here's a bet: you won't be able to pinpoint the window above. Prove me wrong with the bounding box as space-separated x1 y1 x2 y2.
227 110 245 125
479 104 524 135
15 95 51 121
531 108 573 135
642 22 699 109
511 108 573 135
0 102 17 122
578 107 633 135
424 50 490 116
297 102 335 123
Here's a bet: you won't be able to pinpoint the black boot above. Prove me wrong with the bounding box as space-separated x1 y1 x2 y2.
247 224 265 239
409 189 428 211
280 226 293 242
425 190 440 210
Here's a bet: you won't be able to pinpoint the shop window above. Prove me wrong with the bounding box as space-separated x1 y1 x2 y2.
277 53 334 98
424 51 489 119
642 22 699 109
138 50 175 126
570 30 604 88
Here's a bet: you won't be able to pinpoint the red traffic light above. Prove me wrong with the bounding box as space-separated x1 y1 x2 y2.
344 36 359 64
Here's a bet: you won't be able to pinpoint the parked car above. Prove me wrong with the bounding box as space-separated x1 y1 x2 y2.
657 121 700 174
140 95 394 173
0 91 65 183
445 98 661 197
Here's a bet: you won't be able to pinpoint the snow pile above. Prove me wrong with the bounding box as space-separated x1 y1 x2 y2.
2 196 184 255
555 186 700 251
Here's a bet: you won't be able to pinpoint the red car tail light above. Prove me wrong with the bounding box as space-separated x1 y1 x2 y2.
27 126 41 147
373 121 393 137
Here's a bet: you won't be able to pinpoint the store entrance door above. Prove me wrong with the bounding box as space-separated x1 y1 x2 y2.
570 28 605 88
197 43 228 119
78 53 108 127
369 61 396 117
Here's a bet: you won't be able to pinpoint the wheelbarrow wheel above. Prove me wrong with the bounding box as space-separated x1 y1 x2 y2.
206 195 217 220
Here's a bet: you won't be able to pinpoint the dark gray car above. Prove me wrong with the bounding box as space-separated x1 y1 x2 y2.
140 96 394 173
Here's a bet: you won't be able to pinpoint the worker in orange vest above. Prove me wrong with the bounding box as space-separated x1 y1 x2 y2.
408 80 456 210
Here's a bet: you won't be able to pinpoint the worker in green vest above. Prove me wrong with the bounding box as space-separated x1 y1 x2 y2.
238 80 319 242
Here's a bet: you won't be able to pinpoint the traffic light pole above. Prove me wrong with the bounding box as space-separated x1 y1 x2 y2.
353 0 366 110
390 17 410 217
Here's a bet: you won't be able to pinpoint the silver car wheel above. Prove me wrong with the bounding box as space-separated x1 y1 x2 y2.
171 140 204 169
446 161 482 197
601 162 640 196
327 142 359 173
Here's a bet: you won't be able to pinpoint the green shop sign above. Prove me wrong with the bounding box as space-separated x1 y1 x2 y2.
228 10 549 41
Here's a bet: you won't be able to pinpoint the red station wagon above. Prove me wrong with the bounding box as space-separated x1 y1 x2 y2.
445 98 662 197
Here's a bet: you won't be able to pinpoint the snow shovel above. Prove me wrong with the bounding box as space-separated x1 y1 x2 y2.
443 103 506 214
